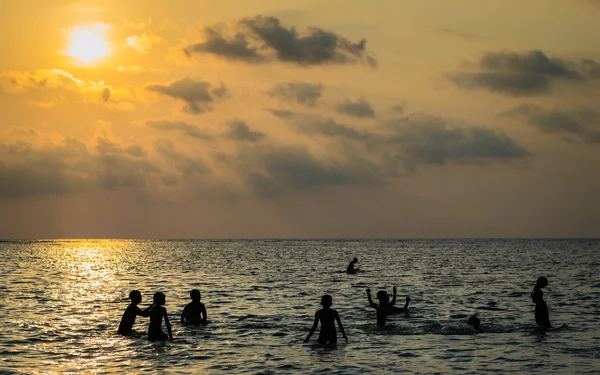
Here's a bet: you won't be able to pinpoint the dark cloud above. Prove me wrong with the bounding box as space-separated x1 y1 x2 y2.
269 110 528 171
146 120 213 140
267 82 324 106
449 50 598 95
387 114 528 168
184 28 264 63
223 120 265 142
154 139 211 178
0 136 157 198
223 145 386 197
146 77 227 114
336 98 376 118
184 15 376 67
390 105 404 114
501 104 600 143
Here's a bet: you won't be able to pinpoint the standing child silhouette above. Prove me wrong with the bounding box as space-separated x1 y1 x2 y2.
117 290 153 335
531 276 551 328
304 295 348 344
181 289 207 326
148 292 173 341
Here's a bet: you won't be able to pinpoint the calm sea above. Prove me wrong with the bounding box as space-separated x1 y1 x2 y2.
0 239 598 374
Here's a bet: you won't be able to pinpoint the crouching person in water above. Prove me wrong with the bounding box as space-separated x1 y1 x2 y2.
117 290 154 335
304 295 348 344
531 276 551 328
366 286 410 326
181 289 207 326
467 315 483 332
148 292 173 341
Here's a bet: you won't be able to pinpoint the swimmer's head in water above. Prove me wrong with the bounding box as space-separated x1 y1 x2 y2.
190 289 201 302
321 295 333 308
153 292 166 305
536 276 548 288
467 316 480 329
353 258 358 263
376 290 389 304
129 290 142 304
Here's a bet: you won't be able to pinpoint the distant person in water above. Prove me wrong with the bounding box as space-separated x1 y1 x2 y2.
366 286 410 326
467 315 483 332
531 276 551 328
181 289 207 326
148 292 173 341
117 290 153 335
304 295 348 344
346 258 359 274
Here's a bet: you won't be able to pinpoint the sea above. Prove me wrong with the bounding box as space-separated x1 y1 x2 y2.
0 239 598 374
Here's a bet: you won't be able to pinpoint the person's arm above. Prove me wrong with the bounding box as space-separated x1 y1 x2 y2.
200 303 207 324
303 311 320 343
140 303 154 317
164 309 173 341
402 296 411 310
335 311 348 343
366 289 377 309
180 305 188 326
390 286 397 306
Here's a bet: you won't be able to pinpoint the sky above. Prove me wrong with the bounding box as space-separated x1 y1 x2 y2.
1 0 599 238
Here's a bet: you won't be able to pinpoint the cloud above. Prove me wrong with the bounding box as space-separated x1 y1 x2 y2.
145 77 228 114
267 82 323 106
336 98 376 118
269 110 528 170
154 139 211 178
125 33 164 53
146 120 213 140
0 135 156 198
390 105 404 114
223 120 265 142
501 104 600 143
184 15 376 67
221 144 386 197
0 69 127 104
387 114 528 168
449 50 599 95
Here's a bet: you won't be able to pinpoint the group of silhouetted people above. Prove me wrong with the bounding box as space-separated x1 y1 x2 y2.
117 257 552 343
117 289 206 341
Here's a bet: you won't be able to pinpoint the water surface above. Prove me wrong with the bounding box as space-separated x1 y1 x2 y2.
1 239 599 374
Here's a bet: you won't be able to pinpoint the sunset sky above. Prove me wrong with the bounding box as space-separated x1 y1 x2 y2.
1 0 599 238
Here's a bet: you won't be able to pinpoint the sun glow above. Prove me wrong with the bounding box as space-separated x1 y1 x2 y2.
65 24 111 63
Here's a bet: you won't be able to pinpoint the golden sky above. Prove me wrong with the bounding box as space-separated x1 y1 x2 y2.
1 0 599 238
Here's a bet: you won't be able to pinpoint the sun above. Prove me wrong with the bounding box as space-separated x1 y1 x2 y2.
65 24 110 64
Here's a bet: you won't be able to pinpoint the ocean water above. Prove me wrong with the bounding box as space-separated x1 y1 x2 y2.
0 239 599 374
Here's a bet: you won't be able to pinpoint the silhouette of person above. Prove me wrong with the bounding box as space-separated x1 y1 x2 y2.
366 286 410 326
148 292 173 341
304 295 348 344
467 315 483 332
531 276 551 328
181 289 207 326
117 290 154 335
346 258 359 274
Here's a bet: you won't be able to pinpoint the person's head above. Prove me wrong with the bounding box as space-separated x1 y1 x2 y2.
321 295 333 308
467 316 480 329
352 258 358 264
190 289 201 302
376 290 389 304
153 292 166 306
129 290 142 304
536 276 549 288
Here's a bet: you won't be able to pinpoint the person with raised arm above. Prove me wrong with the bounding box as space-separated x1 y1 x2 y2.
366 286 410 326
